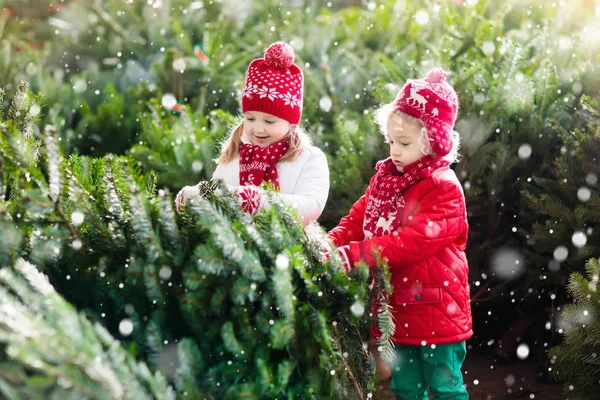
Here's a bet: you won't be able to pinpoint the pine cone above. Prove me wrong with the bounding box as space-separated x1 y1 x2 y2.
197 180 220 198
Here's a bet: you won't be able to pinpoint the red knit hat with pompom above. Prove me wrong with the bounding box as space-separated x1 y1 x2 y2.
241 42 303 124
393 67 459 157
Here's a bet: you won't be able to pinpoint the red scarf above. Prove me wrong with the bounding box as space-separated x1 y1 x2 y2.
239 139 289 190
363 155 450 238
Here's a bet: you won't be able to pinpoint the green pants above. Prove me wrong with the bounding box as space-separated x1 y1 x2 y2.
390 341 468 400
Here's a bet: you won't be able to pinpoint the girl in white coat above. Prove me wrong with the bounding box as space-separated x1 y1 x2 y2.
175 42 329 226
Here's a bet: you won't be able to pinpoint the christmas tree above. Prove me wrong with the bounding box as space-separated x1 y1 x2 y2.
525 95 600 278
515 94 599 378
128 102 235 190
0 258 175 400
2 0 600 395
0 83 392 397
549 258 600 399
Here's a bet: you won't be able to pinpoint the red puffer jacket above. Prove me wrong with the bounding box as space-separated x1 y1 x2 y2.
329 165 472 345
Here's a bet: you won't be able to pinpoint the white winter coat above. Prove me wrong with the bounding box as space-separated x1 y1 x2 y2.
213 144 330 225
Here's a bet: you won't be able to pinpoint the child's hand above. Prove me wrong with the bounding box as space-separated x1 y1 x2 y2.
175 184 201 212
323 245 353 272
230 185 261 215
337 245 352 272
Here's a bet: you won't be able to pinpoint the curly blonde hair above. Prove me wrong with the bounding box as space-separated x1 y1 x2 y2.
374 104 461 164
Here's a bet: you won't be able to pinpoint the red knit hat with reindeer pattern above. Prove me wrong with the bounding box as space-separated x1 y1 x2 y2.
241 42 303 124
393 68 459 157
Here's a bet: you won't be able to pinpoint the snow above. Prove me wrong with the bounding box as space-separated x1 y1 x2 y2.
118 319 134 336
71 211 85 226
159 266 172 280
275 254 290 270
414 10 429 25
161 93 177 109
571 231 587 248
491 248 524 279
577 186 591 202
553 246 568 262
516 343 530 360
518 144 532 160
350 301 365 317
319 96 332 112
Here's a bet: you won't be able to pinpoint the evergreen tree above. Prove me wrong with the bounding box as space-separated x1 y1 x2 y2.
128 103 235 190
549 258 600 399
509 94 600 376
0 258 175 400
322 109 387 229
2 0 600 394
524 95 600 290
0 83 392 397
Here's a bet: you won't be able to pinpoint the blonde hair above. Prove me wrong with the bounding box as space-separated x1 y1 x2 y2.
216 120 312 164
374 104 461 164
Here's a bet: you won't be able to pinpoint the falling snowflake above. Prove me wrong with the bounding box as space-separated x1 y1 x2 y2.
516 343 530 360
319 96 332 112
161 93 177 109
71 211 84 226
159 266 172 280
518 144 532 160
275 254 290 270
119 319 134 336
350 301 365 317
491 248 524 279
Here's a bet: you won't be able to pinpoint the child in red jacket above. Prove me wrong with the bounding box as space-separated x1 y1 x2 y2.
328 68 472 399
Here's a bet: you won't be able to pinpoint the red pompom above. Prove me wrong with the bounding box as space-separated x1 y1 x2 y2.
424 67 447 83
263 42 295 69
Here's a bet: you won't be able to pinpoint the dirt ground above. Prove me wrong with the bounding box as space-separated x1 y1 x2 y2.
373 350 564 400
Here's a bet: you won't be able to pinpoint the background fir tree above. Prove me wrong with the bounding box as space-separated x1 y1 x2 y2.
127 103 236 190
435 1 599 357
502 94 600 376
525 95 600 280
3 0 256 156
549 258 600 400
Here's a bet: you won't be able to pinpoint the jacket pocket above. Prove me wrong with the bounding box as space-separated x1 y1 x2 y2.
394 285 442 305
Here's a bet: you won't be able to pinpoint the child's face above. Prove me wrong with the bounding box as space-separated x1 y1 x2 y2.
386 113 428 172
242 111 291 147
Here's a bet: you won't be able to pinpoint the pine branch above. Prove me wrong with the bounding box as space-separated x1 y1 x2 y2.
43 125 61 202
550 258 600 397
332 324 364 399
188 199 266 282
173 339 204 398
230 277 258 306
220 321 245 357
272 251 295 321
376 299 396 363
255 358 273 393
194 245 236 277
0 258 174 400
103 160 127 222
128 180 165 263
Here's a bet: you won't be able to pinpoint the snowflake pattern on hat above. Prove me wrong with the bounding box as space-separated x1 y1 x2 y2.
242 76 302 109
